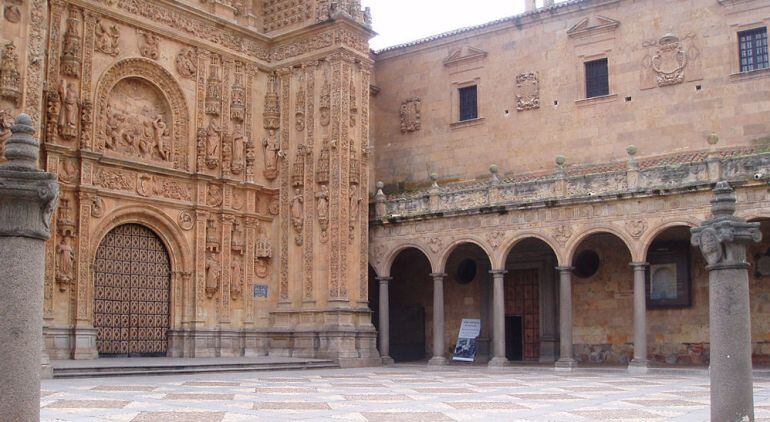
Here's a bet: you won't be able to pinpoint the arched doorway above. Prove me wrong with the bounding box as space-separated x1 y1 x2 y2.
389 247 432 362
94 224 171 357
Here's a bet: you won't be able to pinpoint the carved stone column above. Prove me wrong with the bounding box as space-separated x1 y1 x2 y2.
691 181 761 422
428 272 448 366
629 262 649 373
0 114 59 422
488 269 508 367
555 266 577 371
377 276 394 365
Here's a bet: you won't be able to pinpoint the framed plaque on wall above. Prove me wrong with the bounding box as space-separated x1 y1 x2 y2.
646 241 691 308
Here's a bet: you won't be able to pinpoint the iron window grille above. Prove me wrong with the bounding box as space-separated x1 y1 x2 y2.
459 85 478 121
585 58 609 99
739 27 769 72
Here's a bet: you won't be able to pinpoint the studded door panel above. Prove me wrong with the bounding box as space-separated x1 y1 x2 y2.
94 224 170 356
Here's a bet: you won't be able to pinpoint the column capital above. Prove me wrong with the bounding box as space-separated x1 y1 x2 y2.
555 266 574 273
429 272 447 279
376 276 393 285
630 262 649 269
489 269 507 277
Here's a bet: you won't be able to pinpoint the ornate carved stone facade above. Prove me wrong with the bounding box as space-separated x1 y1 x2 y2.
0 0 375 365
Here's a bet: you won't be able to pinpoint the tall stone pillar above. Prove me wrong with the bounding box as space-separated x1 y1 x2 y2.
428 273 448 365
691 181 760 422
488 270 508 367
0 114 59 422
377 276 394 365
629 262 649 373
555 266 577 371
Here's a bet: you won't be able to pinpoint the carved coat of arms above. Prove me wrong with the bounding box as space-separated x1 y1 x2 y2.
651 34 687 87
400 97 421 133
515 72 540 111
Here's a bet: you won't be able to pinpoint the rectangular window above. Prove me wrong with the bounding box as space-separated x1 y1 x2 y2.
458 85 478 121
585 58 609 98
739 27 769 72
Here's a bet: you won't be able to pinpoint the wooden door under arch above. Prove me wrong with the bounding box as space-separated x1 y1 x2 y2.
94 224 171 357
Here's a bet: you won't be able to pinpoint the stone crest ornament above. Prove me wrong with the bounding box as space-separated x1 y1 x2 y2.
178 210 194 230
625 219 647 239
400 97 421 133
137 29 160 60
3 0 21 23
90 196 105 218
428 237 443 254
553 224 573 245
486 231 504 249
651 34 687 87
95 20 120 57
515 72 540 111
175 48 197 79
0 42 21 105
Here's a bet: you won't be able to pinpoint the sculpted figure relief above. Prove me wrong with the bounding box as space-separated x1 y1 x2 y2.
205 253 221 298
56 237 75 288
291 188 304 240
104 78 172 163
316 183 329 242
95 20 120 56
349 184 360 237
230 256 242 300
231 129 246 175
175 48 197 79
205 121 221 169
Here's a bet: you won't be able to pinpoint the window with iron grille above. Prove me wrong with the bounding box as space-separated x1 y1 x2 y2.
739 27 768 72
459 85 478 121
585 58 609 99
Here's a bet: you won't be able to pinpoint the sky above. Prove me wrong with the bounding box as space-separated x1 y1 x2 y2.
361 0 529 51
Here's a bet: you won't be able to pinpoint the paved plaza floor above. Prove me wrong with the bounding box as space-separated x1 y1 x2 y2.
41 364 770 421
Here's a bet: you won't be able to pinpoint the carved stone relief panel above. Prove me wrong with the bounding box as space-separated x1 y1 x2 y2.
515 72 540 111
137 29 160 60
61 7 82 77
400 97 421 133
104 78 173 163
0 42 22 106
641 33 701 89
3 0 22 23
95 19 120 57
175 48 197 79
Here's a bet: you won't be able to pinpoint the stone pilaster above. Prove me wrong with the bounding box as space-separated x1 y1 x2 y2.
691 181 761 422
488 270 508 367
0 114 59 421
629 262 649 373
555 266 577 371
428 272 448 366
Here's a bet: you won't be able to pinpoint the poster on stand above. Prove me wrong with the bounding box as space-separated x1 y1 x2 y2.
452 318 481 362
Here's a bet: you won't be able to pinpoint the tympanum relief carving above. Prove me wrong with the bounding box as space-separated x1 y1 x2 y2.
515 72 540 111
400 97 421 133
104 78 172 164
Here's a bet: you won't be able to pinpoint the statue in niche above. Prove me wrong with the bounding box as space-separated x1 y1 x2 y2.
316 184 329 242
231 129 245 175
262 128 280 179
56 237 76 288
138 30 159 60
205 121 221 169
95 20 120 56
291 188 304 234
58 81 79 140
0 42 21 104
205 253 221 298
230 257 242 300
349 184 360 235
175 48 197 79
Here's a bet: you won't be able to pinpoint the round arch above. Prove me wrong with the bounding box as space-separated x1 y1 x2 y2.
565 225 639 264
437 237 494 274
92 57 190 170
496 232 564 269
640 219 700 260
381 243 436 277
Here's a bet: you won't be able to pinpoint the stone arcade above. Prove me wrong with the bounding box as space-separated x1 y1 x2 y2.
1 0 770 373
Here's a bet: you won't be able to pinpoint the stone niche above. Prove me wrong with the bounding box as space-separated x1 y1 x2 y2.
104 77 174 165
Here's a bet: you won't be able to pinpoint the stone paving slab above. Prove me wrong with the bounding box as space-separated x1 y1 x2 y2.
40 365 770 421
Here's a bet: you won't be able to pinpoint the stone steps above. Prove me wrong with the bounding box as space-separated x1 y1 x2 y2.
53 359 339 379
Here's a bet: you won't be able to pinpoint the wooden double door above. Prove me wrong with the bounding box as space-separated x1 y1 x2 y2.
93 224 171 357
504 269 540 361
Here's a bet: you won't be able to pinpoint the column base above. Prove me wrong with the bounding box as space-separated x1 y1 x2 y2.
554 358 577 372
381 356 395 365
627 359 649 374
428 356 448 366
488 357 510 367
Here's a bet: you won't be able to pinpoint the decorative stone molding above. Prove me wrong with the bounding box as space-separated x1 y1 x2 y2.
567 15 620 39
